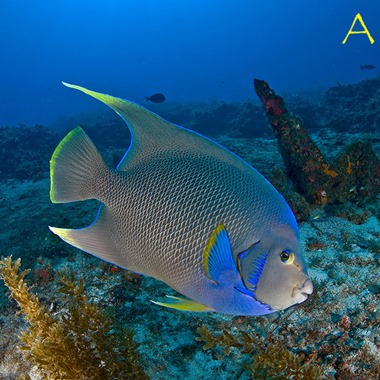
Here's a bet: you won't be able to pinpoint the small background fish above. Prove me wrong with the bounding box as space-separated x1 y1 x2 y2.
360 64 376 70
145 93 166 103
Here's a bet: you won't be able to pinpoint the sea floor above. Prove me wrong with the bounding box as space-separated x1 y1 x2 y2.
0 130 379 379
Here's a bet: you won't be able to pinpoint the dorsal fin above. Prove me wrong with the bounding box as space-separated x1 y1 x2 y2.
62 82 253 175
62 82 203 171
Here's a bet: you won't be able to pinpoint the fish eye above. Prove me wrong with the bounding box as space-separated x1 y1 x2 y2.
280 250 294 264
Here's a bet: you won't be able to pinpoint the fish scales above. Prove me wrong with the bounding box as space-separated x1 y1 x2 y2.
104 151 281 290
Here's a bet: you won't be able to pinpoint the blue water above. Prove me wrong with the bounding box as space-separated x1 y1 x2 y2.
1 2 380 378
0 0 379 125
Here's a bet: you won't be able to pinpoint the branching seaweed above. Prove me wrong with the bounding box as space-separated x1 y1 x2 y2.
196 325 330 380
0 256 148 380
251 341 326 380
196 325 258 359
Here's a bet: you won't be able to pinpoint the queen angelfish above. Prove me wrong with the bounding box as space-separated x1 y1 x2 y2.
49 82 313 316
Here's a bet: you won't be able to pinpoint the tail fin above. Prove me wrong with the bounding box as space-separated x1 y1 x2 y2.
50 127 107 203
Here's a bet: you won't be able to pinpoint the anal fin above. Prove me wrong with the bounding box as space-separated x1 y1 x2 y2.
49 206 129 269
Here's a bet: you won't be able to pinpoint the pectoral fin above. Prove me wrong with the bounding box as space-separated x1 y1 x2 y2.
203 224 237 284
151 296 213 312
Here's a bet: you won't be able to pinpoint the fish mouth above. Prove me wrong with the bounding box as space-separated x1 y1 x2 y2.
293 278 313 304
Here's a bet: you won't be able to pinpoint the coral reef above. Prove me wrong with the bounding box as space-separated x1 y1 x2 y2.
192 101 267 138
320 78 380 133
0 256 147 380
287 98 322 131
253 79 380 206
0 125 59 180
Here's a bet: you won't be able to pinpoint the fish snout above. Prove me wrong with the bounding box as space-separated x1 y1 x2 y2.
292 278 313 304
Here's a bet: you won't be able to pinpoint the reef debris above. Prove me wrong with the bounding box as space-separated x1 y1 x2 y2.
253 79 380 206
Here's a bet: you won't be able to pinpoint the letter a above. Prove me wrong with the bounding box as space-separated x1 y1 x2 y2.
342 13 374 44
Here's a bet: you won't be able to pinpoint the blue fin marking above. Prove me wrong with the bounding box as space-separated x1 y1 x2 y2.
237 240 260 273
247 253 268 289
203 224 236 284
234 286 255 297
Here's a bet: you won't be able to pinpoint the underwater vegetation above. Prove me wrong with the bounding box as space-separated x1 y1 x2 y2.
0 256 147 380
196 325 328 379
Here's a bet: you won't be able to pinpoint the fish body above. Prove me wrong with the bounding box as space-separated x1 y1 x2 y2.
360 64 376 70
49 83 312 316
145 93 166 103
